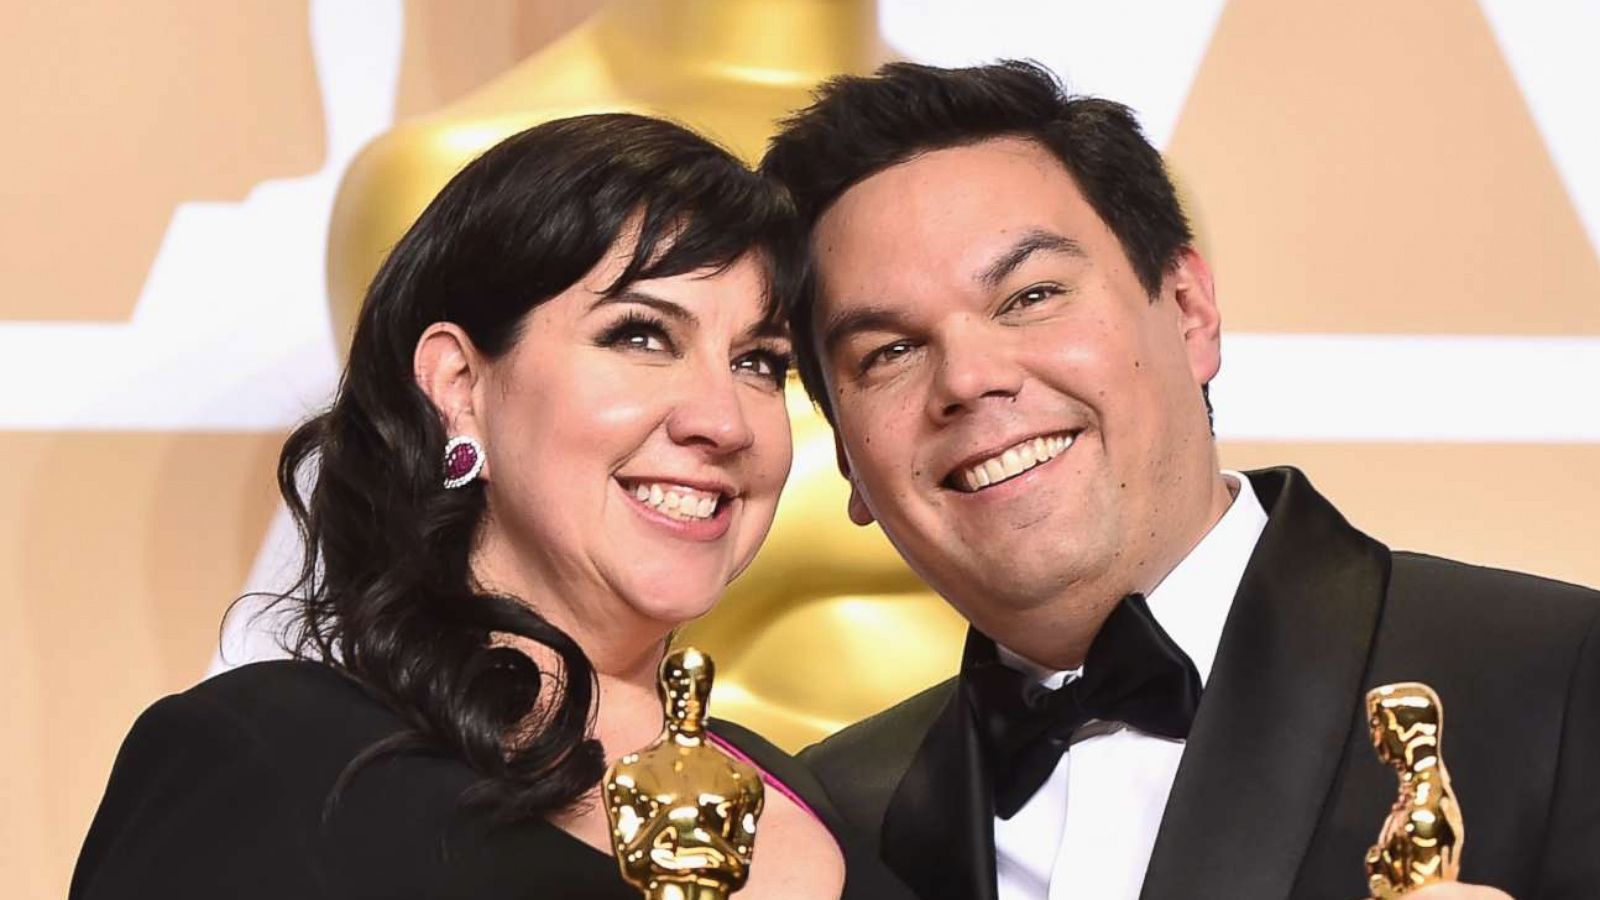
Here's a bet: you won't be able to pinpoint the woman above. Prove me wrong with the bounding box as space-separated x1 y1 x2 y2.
71 115 914 899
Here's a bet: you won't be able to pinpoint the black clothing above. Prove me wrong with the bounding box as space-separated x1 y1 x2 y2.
967 592 1202 818
73 659 916 899
802 467 1600 900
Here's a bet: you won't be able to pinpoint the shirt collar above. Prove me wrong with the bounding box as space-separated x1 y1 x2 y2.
1144 470 1268 686
998 470 1269 689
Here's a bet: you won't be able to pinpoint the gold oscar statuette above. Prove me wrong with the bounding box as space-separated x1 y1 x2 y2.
603 647 764 900
1365 682 1465 897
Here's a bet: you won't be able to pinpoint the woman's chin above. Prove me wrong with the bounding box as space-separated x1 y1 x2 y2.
623 585 723 630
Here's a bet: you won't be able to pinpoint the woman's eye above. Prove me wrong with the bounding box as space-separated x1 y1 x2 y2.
598 314 675 355
860 339 917 374
618 331 666 351
733 349 792 388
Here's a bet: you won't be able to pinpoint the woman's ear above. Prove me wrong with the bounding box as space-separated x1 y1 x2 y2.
415 322 491 478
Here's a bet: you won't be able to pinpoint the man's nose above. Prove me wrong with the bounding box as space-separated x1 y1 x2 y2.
927 328 1024 422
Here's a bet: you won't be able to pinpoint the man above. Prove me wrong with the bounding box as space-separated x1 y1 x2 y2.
760 60 1597 900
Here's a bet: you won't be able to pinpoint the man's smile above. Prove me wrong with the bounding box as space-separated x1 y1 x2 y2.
944 430 1078 493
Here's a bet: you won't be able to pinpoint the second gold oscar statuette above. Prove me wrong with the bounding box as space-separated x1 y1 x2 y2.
1365 682 1465 897
604 648 764 899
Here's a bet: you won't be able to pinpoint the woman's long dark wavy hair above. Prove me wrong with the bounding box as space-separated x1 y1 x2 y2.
275 114 794 819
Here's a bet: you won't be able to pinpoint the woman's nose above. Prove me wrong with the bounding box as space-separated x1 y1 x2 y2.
664 368 756 455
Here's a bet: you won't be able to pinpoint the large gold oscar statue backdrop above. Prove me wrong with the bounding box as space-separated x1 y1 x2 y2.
327 0 967 751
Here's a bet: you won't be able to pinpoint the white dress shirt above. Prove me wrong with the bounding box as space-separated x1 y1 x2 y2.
993 471 1270 900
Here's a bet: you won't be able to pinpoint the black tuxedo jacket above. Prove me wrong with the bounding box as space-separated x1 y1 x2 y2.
73 660 918 899
802 467 1600 900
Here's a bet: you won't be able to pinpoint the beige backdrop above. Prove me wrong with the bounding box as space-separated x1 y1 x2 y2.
3 2 1596 899
1174 0 1600 581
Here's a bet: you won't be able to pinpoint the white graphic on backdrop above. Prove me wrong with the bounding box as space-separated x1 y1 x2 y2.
1212 335 1600 443
1481 0 1600 255
207 1 405 671
0 0 400 431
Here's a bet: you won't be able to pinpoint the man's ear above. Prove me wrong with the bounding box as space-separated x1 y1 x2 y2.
834 433 876 527
1167 246 1222 386
415 322 491 479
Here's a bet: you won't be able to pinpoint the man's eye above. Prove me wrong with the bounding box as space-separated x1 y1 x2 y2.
859 339 917 374
1003 284 1064 313
733 349 792 388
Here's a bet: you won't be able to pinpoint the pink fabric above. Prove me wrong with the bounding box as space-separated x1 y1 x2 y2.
707 732 825 827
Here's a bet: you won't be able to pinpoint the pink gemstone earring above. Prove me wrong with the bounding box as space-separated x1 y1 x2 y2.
442 435 485 489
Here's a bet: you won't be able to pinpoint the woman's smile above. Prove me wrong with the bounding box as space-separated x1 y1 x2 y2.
616 475 736 541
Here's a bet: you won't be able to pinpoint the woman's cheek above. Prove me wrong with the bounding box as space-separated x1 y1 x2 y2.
755 408 795 487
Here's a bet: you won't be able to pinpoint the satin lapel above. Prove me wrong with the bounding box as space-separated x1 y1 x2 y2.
880 632 998 900
1140 468 1389 900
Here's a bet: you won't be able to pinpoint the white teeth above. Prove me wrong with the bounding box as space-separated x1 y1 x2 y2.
984 459 1005 484
958 432 1076 492
1000 448 1023 477
627 481 724 521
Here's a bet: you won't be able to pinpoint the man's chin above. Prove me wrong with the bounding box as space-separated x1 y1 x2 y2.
947 574 1080 618
940 554 1120 613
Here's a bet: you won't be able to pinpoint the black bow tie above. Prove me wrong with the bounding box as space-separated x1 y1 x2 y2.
965 593 1203 819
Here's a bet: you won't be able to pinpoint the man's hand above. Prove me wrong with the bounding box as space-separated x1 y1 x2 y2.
1365 885 1513 900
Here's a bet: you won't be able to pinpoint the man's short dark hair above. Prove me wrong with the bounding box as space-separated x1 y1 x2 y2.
761 59 1193 423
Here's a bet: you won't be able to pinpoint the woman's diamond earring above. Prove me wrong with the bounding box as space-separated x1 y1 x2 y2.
442 435 485 489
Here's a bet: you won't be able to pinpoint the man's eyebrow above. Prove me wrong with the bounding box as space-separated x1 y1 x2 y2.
819 305 910 355
978 229 1086 289
589 289 698 327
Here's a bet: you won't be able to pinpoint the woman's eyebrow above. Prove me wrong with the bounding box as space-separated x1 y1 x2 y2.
590 289 698 326
740 313 790 343
595 289 786 343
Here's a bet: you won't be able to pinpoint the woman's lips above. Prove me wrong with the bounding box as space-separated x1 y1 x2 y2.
617 478 734 541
